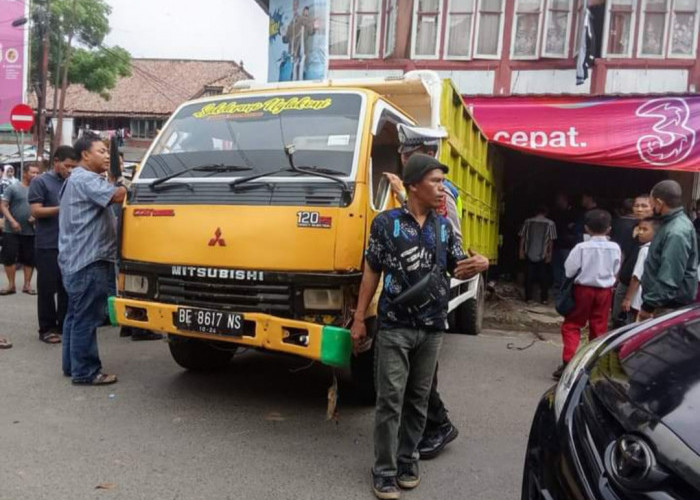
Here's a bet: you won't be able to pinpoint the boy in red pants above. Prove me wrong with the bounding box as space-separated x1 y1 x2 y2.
553 209 621 380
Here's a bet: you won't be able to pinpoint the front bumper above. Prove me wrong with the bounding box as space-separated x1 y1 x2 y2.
108 297 351 368
524 380 628 500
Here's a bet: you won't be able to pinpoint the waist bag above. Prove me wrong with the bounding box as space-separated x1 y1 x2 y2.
390 217 445 308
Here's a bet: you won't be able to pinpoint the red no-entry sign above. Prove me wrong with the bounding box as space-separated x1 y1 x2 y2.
10 104 34 132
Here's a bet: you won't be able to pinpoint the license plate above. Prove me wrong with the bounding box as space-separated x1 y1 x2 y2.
173 307 243 336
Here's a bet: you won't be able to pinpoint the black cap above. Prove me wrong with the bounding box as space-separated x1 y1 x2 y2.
403 153 448 185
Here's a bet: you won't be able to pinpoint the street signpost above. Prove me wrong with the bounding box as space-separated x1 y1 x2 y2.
10 103 34 176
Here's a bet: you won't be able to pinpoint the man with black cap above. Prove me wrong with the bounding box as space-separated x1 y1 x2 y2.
352 153 476 499
384 124 489 461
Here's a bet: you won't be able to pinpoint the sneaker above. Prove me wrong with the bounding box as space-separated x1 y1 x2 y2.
552 363 568 380
418 422 459 460
372 472 400 500
397 462 420 489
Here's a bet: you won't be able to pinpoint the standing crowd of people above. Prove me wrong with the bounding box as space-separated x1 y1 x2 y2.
0 135 161 358
517 183 698 380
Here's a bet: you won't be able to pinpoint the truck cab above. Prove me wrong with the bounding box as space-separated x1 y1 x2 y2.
109 71 501 394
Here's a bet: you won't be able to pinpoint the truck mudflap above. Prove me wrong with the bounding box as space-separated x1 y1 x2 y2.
108 297 352 368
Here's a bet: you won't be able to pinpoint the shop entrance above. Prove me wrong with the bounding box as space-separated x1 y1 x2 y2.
496 146 682 278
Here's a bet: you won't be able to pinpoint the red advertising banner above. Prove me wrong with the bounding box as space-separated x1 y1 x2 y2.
1 0 28 129
465 96 700 172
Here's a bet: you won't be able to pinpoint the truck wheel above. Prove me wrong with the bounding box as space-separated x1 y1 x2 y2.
456 277 485 336
167 336 235 371
447 309 458 332
351 318 377 404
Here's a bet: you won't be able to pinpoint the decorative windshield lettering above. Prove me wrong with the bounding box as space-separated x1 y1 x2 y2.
193 96 333 119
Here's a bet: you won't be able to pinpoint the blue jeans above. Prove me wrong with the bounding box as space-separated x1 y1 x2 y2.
373 328 443 477
62 261 110 383
105 263 117 319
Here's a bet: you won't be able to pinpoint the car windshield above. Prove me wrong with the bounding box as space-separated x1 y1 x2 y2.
137 92 362 182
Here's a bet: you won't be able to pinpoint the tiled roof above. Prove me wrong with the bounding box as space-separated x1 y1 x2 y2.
38 58 252 117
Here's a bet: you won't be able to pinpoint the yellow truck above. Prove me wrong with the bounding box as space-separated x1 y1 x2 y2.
109 71 502 394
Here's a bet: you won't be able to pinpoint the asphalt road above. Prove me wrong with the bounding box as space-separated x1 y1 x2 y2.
0 280 561 500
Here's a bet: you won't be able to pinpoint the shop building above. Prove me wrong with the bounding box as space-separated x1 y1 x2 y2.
254 0 700 274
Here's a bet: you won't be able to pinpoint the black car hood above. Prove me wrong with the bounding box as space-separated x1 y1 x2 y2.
589 310 700 456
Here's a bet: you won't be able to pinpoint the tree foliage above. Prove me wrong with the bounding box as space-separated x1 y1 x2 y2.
29 0 131 100
68 47 131 99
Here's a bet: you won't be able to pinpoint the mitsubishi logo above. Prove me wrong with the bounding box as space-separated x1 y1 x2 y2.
208 227 226 247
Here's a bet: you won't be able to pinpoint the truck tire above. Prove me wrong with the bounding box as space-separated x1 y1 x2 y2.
167 336 236 371
351 318 377 404
456 276 485 336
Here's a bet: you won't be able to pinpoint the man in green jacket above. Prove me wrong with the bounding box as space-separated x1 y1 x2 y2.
639 180 698 320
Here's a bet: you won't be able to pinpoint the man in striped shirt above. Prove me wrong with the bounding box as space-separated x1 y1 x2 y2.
58 134 127 386
519 206 557 304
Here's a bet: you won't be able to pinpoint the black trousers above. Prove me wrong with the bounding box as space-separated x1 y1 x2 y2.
525 260 551 302
425 362 450 433
35 248 68 334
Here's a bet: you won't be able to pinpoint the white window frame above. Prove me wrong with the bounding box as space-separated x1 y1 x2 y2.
602 0 637 58
329 0 353 59
411 0 445 60
474 0 506 59
443 0 478 60
369 102 413 212
637 0 671 58
541 0 574 58
353 0 382 58
510 0 545 60
384 0 398 57
668 0 700 59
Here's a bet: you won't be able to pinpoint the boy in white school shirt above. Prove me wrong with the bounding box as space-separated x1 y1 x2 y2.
553 209 621 380
621 218 657 320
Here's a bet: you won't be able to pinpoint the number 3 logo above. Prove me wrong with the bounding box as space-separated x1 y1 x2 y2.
636 97 696 167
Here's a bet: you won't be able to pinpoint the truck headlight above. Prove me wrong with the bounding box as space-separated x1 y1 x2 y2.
553 335 606 420
303 289 343 310
123 274 150 295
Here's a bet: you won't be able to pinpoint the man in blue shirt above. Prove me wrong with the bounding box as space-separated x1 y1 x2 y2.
351 154 475 499
59 134 126 386
29 146 78 344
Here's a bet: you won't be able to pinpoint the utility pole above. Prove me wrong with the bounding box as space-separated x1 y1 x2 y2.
51 20 62 153
36 0 50 161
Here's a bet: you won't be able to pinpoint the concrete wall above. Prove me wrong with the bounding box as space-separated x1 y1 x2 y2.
604 69 689 94
328 69 495 95
510 69 591 95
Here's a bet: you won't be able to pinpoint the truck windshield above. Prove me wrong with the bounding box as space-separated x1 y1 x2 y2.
138 92 362 181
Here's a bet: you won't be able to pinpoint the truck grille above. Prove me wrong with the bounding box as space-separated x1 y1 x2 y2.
156 276 293 315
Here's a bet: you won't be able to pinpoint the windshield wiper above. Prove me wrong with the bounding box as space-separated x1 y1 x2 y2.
228 162 351 193
228 149 352 200
149 163 252 190
291 165 347 176
229 167 293 190
284 145 351 196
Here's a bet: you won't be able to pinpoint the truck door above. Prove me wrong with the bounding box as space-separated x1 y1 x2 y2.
367 106 411 218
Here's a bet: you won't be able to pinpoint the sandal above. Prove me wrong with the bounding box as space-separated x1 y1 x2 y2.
39 332 62 344
22 289 37 296
72 372 117 386
0 289 16 296
0 338 12 349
